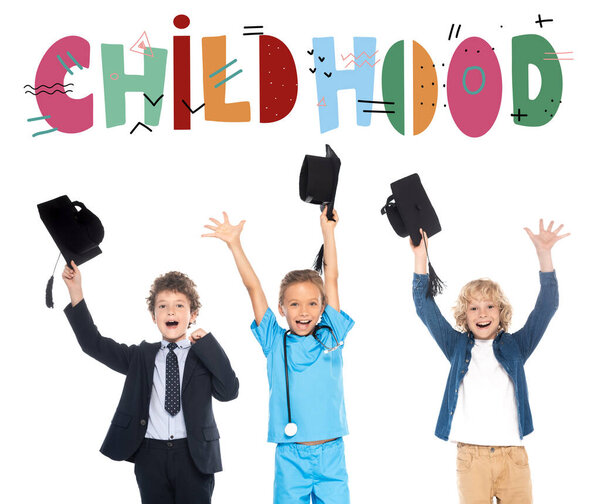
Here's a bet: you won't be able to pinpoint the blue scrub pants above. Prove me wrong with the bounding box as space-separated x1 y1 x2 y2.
274 437 350 504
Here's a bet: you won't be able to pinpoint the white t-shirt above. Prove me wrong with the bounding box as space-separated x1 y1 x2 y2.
449 338 523 446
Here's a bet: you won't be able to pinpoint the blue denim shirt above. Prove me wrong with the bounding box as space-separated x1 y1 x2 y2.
413 271 558 441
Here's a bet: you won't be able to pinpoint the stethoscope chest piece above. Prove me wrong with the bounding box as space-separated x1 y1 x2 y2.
284 422 298 437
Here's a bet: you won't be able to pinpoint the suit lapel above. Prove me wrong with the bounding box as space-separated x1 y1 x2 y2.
142 342 161 387
181 349 198 392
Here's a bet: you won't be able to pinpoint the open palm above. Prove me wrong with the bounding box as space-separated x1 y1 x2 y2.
524 219 569 252
202 212 245 245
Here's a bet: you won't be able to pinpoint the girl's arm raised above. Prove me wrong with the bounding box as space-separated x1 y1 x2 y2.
203 212 269 325
321 206 340 312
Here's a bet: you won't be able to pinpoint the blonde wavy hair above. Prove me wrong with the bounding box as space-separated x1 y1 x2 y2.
278 269 327 307
452 278 513 333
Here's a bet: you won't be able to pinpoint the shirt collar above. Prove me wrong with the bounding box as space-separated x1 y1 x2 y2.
161 338 191 350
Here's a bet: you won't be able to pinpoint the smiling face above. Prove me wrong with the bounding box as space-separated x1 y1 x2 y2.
278 281 325 336
465 297 500 340
152 290 197 342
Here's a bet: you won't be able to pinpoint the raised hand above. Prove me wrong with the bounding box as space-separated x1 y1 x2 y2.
524 219 569 272
62 260 84 306
410 229 428 275
524 219 570 252
202 212 245 247
320 206 338 235
189 327 208 343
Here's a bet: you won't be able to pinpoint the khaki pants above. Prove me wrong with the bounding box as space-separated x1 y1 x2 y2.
456 443 532 504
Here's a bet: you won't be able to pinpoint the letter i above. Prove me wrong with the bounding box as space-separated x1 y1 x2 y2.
174 14 191 130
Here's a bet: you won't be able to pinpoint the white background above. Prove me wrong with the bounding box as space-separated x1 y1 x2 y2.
2 0 598 502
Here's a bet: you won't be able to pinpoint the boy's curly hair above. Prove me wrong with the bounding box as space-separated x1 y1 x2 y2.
453 278 513 333
278 269 327 306
146 271 201 317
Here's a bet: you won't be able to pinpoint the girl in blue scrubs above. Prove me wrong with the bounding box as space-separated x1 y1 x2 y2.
203 207 354 504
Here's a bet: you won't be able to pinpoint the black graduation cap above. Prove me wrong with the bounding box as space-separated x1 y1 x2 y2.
38 195 104 307
381 173 444 297
299 144 341 272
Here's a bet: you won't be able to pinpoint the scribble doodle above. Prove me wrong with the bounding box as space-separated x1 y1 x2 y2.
535 14 553 28
56 55 74 75
324 72 332 78
143 93 164 106
317 97 326 107
67 51 83 69
27 115 51 122
358 99 395 105
309 68 316 73
214 70 242 88
130 32 154 57
318 56 325 62
32 128 58 137
344 58 380 69
341 51 377 61
209 59 238 78
130 122 153 134
307 49 314 55
209 59 243 88
243 25 264 36
24 83 73 91
543 51 574 61
511 109 528 122
341 50 379 68
448 24 462 40
25 89 73 96
358 99 395 114
182 100 205 114
27 115 57 137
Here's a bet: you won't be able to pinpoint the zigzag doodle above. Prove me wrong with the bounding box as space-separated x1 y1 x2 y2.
340 50 378 61
344 58 381 69
340 50 379 68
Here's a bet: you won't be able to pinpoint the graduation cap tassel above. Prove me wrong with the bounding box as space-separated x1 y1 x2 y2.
45 276 55 308
313 244 325 274
424 240 445 298
427 261 445 298
45 252 61 308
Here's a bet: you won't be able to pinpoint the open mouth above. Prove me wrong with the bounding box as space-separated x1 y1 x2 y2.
166 321 179 328
476 321 491 328
295 320 312 330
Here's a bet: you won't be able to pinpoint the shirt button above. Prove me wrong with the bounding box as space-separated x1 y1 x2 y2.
490 447 495 453
167 442 173 448
450 411 453 415
465 359 470 363
140 419 146 426
461 370 465 374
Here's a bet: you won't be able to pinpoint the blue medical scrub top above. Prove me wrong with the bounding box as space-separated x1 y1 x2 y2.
251 305 354 444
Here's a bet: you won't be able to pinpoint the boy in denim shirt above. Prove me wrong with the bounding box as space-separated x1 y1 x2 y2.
411 220 568 504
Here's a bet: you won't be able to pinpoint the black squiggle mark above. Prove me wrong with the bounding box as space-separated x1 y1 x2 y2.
25 89 73 96
24 83 74 90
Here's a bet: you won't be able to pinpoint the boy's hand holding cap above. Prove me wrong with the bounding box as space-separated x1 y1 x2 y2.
381 173 444 297
38 195 104 308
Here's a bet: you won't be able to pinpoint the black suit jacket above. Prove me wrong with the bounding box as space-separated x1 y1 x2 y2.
64 299 239 474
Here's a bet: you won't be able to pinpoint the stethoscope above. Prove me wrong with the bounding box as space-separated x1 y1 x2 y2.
283 324 343 437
